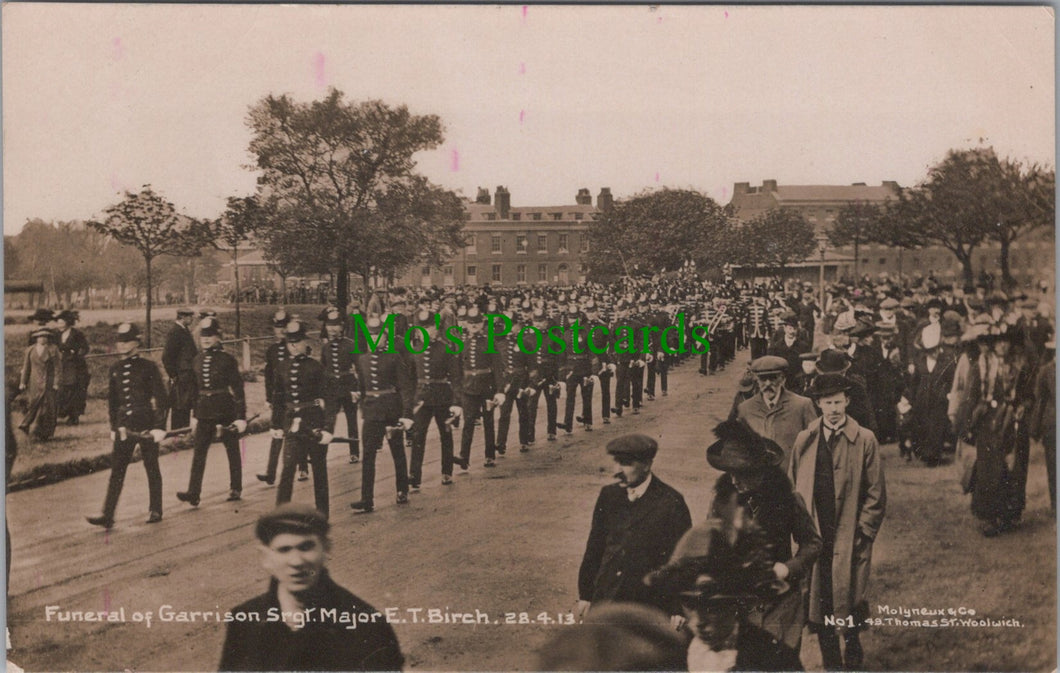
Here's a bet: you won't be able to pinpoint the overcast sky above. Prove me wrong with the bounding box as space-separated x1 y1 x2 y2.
2 4 1054 234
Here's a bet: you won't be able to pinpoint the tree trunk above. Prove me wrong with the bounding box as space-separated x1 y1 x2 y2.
336 259 350 313
998 236 1017 292
853 236 861 282
233 247 242 338
144 255 154 348
958 251 975 289
280 273 287 304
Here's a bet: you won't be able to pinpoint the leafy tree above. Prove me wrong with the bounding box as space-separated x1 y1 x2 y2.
828 201 883 281
586 188 733 280
201 195 267 336
9 220 109 306
88 186 203 346
981 154 1055 290
246 89 463 309
736 209 816 273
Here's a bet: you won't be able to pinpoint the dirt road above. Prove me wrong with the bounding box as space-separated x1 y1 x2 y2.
6 353 1055 671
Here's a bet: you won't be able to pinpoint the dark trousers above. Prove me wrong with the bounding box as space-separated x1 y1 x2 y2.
646 358 668 395
361 418 409 503
102 436 162 518
750 337 769 361
170 407 192 431
597 371 612 420
564 373 593 426
186 421 242 496
496 391 520 449
616 362 644 410
262 436 307 481
527 388 557 440
460 394 496 461
1045 430 1057 512
276 433 329 518
324 394 359 458
411 405 454 482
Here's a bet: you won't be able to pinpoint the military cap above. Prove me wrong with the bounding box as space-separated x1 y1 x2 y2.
323 309 344 326
255 503 330 545
606 434 658 462
199 316 221 337
749 355 788 375
464 306 484 324
176 307 195 317
115 322 141 342
271 309 290 328
706 419 784 473
415 309 433 327
807 373 852 399
879 297 899 310
925 297 945 311
815 349 852 375
284 319 308 342
532 307 546 321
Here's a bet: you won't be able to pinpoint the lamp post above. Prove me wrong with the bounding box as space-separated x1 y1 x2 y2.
816 234 828 309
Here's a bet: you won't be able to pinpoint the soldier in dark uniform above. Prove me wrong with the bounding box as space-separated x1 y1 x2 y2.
258 310 308 485
55 310 90 425
409 310 462 488
87 323 168 528
320 308 361 463
494 311 528 455
455 307 507 470
643 299 670 400
576 434 692 620
585 302 615 424
177 317 246 506
525 308 561 445
272 320 333 519
162 308 198 430
349 316 416 513
559 305 596 434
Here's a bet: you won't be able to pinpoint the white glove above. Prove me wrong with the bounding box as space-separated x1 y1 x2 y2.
118 427 128 441
908 363 916 375
773 562 790 580
608 363 617 373
190 416 198 430
233 419 247 434
149 429 166 444
656 352 665 361
290 417 302 434
635 359 646 368
645 354 654 364
110 430 117 441
270 428 285 440
350 391 361 404
399 417 414 431
492 393 506 407
318 430 333 445
449 405 463 418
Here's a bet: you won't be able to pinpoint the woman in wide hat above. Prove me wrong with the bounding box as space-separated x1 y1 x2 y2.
18 327 62 440
705 419 821 659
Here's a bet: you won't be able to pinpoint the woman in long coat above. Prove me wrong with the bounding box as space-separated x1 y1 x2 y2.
960 329 1034 536
19 328 62 440
55 310 90 425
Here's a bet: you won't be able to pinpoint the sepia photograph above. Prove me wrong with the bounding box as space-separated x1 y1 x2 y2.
2 4 1056 671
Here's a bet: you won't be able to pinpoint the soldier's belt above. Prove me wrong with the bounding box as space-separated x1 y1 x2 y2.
286 402 322 413
421 378 453 385
465 368 492 375
364 388 397 397
198 390 231 397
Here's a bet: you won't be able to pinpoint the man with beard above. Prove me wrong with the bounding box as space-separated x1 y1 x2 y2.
577 434 691 623
736 356 818 465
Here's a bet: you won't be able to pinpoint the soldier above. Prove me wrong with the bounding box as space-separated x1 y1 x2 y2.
746 291 772 361
455 307 507 470
349 316 416 513
559 305 596 434
643 299 669 400
54 310 90 426
408 310 462 488
272 320 333 519
585 302 615 425
525 308 562 445
162 308 198 430
320 308 361 464
177 317 246 506
87 323 168 528
258 310 308 485
494 311 528 454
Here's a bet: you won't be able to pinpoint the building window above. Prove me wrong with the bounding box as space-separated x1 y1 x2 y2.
532 212 543 221
559 234 569 253
422 266 431 277
574 212 584 220
485 212 496 221
551 212 563 221
861 258 869 265
465 236 477 255
517 264 526 282
538 264 547 282
512 212 522 221
464 212 473 221
467 265 477 280
879 258 886 265
580 235 589 253
538 234 548 252
492 264 502 283
491 236 502 254
516 235 528 254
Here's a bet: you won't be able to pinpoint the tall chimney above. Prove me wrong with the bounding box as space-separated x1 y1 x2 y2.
476 187 490 205
733 182 750 196
882 180 900 193
495 186 511 219
597 188 613 211
575 188 592 205
762 179 778 193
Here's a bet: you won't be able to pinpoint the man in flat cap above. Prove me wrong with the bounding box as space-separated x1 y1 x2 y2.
577 434 692 624
789 374 886 670
163 308 198 430
219 504 404 672
736 356 818 465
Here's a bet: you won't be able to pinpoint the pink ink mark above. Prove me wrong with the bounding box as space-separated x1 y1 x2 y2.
519 62 526 75
725 10 729 18
658 16 663 23
655 172 660 183
111 37 124 60
450 150 460 172
103 588 111 613
313 52 327 88
522 6 528 20
104 529 111 545
519 110 526 124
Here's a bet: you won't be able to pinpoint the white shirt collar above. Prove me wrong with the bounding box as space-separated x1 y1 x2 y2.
687 637 738 672
627 473 652 502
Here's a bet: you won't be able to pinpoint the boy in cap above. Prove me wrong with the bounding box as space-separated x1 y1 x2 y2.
219 504 404 672
177 317 246 506
162 308 198 430
87 324 169 527
577 434 691 623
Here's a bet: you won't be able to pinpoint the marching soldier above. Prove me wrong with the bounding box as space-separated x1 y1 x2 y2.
321 308 361 463
409 310 462 488
349 316 416 513
495 311 528 454
257 310 308 485
643 298 669 400
585 302 615 424
559 305 596 434
177 317 246 506
525 308 562 445
747 291 772 361
455 307 507 470
162 308 198 430
272 320 333 519
87 323 168 528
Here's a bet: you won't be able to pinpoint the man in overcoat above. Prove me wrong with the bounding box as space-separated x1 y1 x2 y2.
162 308 198 430
736 355 818 465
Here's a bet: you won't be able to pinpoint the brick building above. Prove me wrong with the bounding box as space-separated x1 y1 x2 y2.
395 186 613 287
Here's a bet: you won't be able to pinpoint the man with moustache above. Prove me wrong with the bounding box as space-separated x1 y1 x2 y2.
736 356 818 465
576 434 692 623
